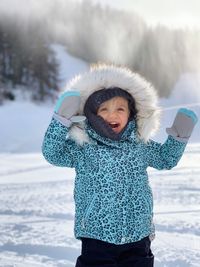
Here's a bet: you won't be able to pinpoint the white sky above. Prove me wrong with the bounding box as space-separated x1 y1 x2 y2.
91 0 200 28
0 0 200 29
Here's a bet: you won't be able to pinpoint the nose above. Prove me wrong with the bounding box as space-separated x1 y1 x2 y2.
107 111 117 120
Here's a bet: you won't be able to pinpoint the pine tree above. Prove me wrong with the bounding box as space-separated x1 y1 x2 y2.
0 16 59 102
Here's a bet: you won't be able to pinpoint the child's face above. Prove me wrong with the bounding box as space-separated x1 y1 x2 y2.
97 97 130 133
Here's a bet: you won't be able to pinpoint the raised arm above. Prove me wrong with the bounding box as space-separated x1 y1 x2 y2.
42 118 77 167
147 108 198 170
146 136 186 170
42 91 86 168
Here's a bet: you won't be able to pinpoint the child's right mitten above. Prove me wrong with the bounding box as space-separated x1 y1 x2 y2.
53 91 86 127
166 108 198 143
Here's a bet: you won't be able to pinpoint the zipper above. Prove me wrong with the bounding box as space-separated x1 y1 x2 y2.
82 194 97 229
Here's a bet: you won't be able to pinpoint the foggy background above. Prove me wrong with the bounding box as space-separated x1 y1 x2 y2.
0 0 200 102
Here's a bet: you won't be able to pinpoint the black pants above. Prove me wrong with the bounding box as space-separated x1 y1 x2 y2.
75 236 154 267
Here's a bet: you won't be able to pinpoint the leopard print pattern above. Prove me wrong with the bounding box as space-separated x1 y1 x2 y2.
42 119 186 244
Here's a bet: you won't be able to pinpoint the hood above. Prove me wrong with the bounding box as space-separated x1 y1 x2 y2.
63 64 160 145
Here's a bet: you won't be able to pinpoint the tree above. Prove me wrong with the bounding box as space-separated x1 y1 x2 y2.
0 15 59 102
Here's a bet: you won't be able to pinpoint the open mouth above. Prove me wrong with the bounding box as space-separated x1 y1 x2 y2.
108 122 120 132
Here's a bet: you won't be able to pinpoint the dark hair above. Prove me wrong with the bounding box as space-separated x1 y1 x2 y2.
84 87 137 121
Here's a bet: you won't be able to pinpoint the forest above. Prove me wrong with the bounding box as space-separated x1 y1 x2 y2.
0 0 200 102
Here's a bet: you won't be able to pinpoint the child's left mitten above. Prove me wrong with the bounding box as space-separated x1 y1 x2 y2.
166 108 198 143
53 91 86 127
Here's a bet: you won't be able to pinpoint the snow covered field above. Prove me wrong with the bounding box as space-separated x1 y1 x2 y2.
0 45 200 266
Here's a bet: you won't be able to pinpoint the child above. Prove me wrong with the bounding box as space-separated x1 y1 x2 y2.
42 64 197 267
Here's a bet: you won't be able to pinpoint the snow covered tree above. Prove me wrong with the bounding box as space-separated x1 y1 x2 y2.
0 16 59 102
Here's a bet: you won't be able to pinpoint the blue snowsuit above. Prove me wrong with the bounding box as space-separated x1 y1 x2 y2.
42 118 186 245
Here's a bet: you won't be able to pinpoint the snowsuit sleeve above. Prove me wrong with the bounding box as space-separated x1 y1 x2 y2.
42 118 81 168
146 135 187 170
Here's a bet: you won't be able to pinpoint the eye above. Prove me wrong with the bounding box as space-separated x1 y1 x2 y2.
98 107 107 112
118 107 125 112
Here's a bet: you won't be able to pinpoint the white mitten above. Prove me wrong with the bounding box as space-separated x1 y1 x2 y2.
53 91 86 127
166 108 198 143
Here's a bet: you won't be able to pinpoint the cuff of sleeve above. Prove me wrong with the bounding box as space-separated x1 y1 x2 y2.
166 128 189 143
169 135 189 143
53 113 72 127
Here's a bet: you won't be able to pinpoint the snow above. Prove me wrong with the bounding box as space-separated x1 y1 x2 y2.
0 101 53 153
0 44 200 266
51 44 89 89
0 44 89 153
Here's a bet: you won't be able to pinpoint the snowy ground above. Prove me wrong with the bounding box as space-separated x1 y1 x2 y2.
0 145 200 267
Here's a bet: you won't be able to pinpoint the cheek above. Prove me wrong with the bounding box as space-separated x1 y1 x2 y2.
121 114 129 123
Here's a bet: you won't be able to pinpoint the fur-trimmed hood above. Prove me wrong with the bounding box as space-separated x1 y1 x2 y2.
63 64 160 144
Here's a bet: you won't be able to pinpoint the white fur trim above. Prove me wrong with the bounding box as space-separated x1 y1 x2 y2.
64 64 160 143
68 125 90 146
